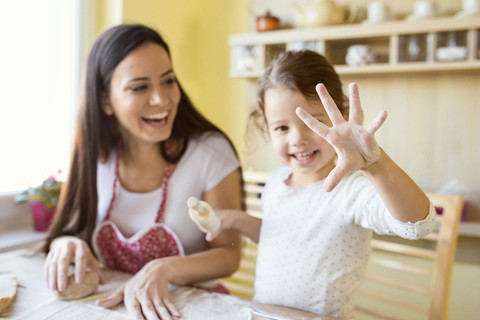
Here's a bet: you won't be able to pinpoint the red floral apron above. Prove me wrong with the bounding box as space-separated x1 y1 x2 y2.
93 149 184 274
92 148 228 294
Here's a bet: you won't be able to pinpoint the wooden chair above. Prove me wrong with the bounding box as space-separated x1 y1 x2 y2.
220 170 269 299
355 193 464 320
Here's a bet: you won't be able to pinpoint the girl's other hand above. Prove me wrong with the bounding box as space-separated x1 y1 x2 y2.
96 259 181 320
296 82 387 192
205 209 240 242
44 236 105 292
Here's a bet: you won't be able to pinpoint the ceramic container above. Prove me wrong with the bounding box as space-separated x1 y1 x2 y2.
256 11 280 32
346 45 375 66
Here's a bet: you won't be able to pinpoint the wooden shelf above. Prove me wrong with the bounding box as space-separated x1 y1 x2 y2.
229 15 480 77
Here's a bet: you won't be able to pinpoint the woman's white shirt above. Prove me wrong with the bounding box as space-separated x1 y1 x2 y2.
96 132 240 255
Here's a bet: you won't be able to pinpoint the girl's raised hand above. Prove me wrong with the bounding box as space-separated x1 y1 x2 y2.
296 83 388 192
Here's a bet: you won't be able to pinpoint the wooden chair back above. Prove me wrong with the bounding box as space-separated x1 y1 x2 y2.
355 193 463 320
220 170 269 299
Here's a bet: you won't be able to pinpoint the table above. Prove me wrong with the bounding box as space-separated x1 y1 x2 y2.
0 249 336 320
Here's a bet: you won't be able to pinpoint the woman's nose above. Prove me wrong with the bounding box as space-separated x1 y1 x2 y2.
149 87 166 106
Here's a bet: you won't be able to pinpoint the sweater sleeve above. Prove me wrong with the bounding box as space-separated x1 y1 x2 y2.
343 172 437 240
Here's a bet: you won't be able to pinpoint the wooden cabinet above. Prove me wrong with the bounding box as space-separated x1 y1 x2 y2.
229 15 480 77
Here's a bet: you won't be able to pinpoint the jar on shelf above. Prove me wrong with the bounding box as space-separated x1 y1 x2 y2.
398 34 427 63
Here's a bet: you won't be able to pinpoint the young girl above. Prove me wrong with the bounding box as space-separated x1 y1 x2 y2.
201 50 437 319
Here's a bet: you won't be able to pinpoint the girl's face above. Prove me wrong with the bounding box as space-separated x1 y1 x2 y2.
264 87 337 186
105 42 181 146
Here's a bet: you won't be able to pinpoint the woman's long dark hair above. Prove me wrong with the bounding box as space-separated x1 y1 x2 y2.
43 24 243 253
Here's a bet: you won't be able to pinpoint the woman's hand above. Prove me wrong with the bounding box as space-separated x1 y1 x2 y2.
44 236 105 292
96 259 181 320
296 82 388 192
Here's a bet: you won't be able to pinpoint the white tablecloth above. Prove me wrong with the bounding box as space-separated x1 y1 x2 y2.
0 249 334 320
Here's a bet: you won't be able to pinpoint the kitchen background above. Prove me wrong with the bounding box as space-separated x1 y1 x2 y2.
106 0 480 224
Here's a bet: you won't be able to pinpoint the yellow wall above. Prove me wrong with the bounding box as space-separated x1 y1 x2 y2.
95 0 123 35
96 0 249 164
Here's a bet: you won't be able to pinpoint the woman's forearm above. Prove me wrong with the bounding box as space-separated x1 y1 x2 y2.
153 234 241 286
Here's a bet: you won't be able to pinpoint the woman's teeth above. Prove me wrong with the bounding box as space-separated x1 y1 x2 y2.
142 111 169 121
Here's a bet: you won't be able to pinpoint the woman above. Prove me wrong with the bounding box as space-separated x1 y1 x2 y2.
43 24 242 319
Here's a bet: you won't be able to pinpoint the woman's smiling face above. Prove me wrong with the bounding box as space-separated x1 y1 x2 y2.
264 86 337 185
104 42 181 145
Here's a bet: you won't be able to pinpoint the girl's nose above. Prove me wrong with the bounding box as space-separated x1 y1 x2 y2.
291 127 308 146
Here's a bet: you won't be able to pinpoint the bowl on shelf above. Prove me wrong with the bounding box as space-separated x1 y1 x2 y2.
346 45 375 66
436 46 467 61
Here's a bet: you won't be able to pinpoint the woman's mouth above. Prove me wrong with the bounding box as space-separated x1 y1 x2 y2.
142 111 169 125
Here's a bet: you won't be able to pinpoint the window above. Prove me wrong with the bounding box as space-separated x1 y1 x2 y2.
0 0 87 193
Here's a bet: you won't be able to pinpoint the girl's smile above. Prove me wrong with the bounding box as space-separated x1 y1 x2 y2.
289 150 318 166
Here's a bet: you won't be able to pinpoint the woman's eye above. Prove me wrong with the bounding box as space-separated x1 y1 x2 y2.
162 76 177 86
130 84 148 92
275 125 288 132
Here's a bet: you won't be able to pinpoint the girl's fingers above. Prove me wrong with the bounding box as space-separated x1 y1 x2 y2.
296 107 329 137
315 83 345 126
324 165 347 192
348 83 364 125
205 231 218 242
366 110 388 134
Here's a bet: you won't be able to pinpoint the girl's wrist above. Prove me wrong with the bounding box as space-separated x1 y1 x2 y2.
361 147 387 176
232 210 250 233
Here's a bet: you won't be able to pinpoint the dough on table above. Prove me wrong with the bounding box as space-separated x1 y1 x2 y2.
187 197 220 234
56 271 99 300
0 273 17 315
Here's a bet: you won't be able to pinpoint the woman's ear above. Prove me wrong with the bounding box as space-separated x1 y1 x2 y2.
102 95 114 116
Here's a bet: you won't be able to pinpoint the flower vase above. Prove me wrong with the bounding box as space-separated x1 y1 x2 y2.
29 202 56 232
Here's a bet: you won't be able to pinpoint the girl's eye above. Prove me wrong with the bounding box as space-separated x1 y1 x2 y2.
275 125 288 132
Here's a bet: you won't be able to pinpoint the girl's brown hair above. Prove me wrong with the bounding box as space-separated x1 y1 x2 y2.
249 50 349 138
43 24 242 253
